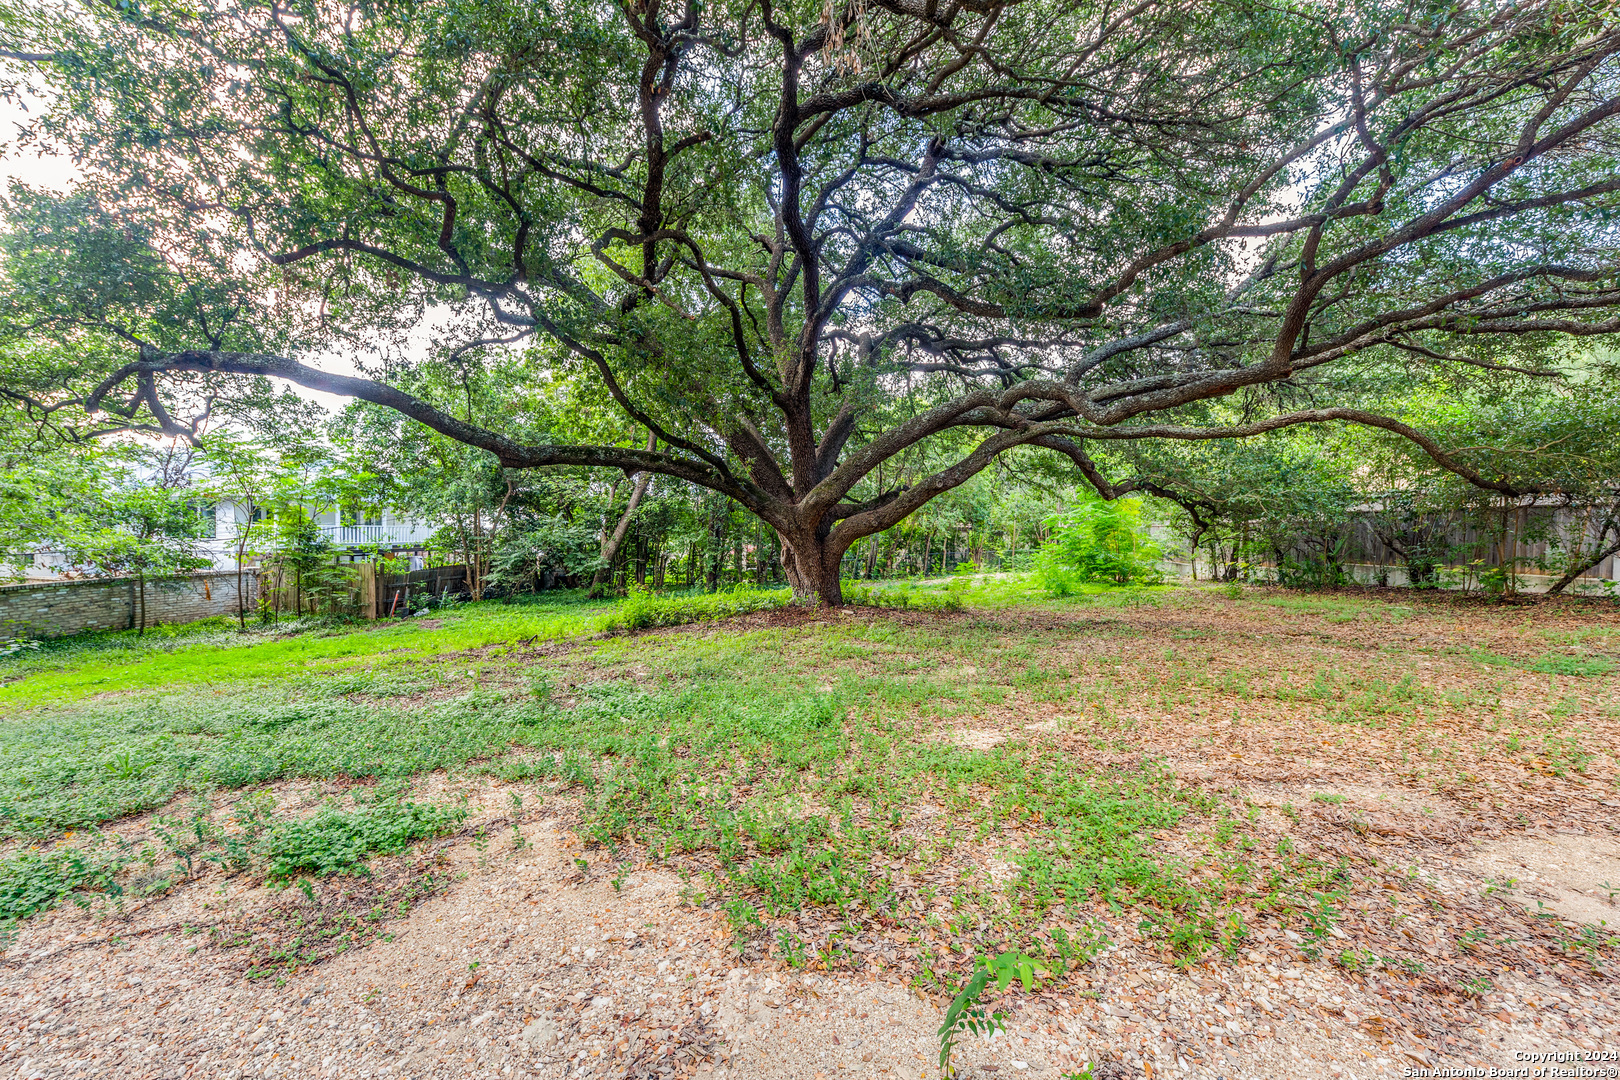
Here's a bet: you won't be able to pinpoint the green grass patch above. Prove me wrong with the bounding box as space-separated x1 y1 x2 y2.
0 589 795 707
0 579 1560 976
1527 653 1615 677
1255 594 1414 623
596 586 792 631
0 601 588 706
0 840 132 926
497 635 1347 968
0 689 545 837
0 788 468 948
848 573 1086 610
1468 648 1615 678
258 798 469 880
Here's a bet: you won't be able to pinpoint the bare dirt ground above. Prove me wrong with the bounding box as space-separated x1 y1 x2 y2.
3 587 1618 1080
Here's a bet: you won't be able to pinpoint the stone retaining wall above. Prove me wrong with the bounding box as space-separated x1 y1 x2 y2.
0 572 259 639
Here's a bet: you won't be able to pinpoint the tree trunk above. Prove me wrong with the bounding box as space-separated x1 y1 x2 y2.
1186 522 1206 581
236 536 248 630
1497 502 1515 596
1547 514 1620 595
590 434 657 597
468 508 484 601
136 572 147 636
705 496 727 592
779 531 844 605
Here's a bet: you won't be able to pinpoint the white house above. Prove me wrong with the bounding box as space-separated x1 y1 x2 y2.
12 504 440 582
212 501 437 549
209 500 439 570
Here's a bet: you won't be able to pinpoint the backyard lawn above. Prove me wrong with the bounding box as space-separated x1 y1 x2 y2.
0 580 1616 1080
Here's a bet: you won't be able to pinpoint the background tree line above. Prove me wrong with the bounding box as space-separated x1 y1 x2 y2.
6 341 1616 613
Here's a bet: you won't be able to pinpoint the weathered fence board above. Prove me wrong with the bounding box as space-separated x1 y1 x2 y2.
374 565 471 617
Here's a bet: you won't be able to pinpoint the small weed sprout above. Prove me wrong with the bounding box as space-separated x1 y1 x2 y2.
0 637 41 658
1336 947 1379 972
723 896 761 946
1048 922 1109 971
774 928 808 967
937 951 1039 1077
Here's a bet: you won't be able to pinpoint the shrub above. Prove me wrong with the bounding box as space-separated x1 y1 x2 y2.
1034 498 1163 593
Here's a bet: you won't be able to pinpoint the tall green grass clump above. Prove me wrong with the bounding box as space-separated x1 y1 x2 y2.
594 586 791 632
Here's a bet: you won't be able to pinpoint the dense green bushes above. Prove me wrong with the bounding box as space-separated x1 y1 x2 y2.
1034 499 1163 594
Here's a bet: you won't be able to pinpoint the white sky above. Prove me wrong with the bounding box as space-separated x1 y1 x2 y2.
1 79 360 414
0 86 75 191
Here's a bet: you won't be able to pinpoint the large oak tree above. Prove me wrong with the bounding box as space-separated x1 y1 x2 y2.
3 0 1619 602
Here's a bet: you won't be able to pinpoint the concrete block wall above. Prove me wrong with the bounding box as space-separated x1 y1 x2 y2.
0 572 259 640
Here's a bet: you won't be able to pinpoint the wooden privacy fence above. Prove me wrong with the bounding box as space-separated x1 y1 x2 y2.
371 565 472 618
1329 504 1619 585
1160 499 1620 590
258 561 473 618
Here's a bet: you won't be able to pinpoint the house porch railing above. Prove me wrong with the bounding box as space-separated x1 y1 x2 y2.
319 524 432 546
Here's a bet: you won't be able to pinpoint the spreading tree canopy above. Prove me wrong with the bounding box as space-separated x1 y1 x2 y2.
2 0 1619 602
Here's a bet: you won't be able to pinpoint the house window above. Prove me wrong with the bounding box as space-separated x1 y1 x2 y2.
190 502 218 539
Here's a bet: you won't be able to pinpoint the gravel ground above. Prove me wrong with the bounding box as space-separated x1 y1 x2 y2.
2 779 1615 1080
